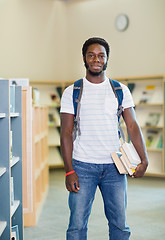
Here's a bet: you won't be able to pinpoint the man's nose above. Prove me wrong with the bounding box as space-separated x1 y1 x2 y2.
93 55 100 62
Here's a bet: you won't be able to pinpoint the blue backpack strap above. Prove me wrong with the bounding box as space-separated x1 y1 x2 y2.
73 79 83 117
110 79 125 141
109 79 123 118
73 79 83 141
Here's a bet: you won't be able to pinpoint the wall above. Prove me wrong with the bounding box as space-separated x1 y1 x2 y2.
0 0 165 81
0 0 67 81
66 0 165 79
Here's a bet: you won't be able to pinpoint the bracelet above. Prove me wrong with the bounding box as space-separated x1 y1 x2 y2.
65 170 75 176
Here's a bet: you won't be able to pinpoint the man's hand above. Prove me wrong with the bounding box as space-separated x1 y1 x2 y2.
65 172 80 193
131 162 148 178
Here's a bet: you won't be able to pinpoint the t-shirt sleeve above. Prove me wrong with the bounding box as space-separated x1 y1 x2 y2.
121 83 135 109
60 84 74 114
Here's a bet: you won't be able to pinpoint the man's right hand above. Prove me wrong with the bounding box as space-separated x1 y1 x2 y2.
65 172 80 193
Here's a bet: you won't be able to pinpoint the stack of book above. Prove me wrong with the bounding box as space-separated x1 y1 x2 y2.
111 142 141 175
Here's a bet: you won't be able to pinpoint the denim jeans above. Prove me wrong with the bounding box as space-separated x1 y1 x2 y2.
66 159 130 240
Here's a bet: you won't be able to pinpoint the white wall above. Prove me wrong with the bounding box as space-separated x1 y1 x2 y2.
0 0 67 81
66 0 165 79
0 0 165 81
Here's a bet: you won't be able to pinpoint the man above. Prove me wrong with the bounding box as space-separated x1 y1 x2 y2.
60 37 148 240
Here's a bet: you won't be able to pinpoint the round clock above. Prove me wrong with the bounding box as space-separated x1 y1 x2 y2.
115 14 129 31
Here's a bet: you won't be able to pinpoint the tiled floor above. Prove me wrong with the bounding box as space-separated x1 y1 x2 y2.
24 169 165 240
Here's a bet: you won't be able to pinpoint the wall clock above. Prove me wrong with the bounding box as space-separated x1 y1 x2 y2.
115 14 129 31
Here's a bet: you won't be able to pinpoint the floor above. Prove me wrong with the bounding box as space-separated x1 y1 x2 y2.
24 169 165 240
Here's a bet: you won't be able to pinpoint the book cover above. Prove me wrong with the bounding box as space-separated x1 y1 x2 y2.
11 225 19 240
11 177 14 206
10 86 15 113
111 152 127 174
145 113 161 127
138 85 155 104
145 129 159 148
121 142 141 166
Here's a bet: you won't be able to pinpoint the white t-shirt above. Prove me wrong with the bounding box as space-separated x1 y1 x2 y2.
60 77 134 164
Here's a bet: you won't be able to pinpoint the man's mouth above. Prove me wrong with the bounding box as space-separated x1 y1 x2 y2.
90 65 102 70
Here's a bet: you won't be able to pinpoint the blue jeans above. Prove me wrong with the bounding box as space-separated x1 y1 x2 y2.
66 159 130 240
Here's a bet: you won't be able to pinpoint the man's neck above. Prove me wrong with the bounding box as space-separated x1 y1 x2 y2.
86 72 106 84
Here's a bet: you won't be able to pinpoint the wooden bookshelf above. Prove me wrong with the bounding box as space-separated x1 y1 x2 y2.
23 105 49 226
117 75 165 177
30 80 71 168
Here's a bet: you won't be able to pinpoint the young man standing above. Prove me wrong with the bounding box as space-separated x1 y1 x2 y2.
60 37 148 240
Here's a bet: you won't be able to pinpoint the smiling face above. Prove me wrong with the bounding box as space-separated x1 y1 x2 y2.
84 43 108 76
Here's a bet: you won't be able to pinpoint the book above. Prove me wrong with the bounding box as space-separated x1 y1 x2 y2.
32 88 40 105
145 113 161 127
10 86 15 113
111 152 127 174
11 177 14 206
121 142 141 167
11 231 16 240
11 225 19 240
145 129 159 148
10 130 12 159
138 85 155 104
111 142 141 176
156 135 163 149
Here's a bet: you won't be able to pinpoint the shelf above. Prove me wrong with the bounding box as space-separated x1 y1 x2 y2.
135 103 163 107
0 221 7 237
10 156 20 167
49 123 60 128
10 113 19 117
0 167 6 177
146 148 163 152
49 148 63 168
35 159 48 181
11 200 20 217
35 131 48 144
0 113 6 118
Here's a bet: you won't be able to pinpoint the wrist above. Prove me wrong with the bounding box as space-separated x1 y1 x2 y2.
65 170 75 176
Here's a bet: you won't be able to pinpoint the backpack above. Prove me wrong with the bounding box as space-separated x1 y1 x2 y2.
73 78 124 141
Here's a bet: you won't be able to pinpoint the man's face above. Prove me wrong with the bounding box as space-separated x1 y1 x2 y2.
84 43 108 76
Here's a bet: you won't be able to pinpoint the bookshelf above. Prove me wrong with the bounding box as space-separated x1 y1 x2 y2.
30 80 73 168
23 105 49 226
30 76 165 177
117 75 165 177
0 80 23 239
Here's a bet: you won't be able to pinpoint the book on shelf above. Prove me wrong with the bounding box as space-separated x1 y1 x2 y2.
10 86 15 113
11 177 14 206
11 231 16 240
11 225 19 240
10 130 12 159
50 93 60 106
138 85 156 104
9 78 29 86
48 112 60 126
146 129 162 149
32 88 40 105
111 142 141 175
145 112 161 127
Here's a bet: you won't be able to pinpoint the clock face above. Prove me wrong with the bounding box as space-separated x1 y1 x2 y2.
115 14 129 31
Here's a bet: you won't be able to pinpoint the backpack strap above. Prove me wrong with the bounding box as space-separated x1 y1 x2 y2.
72 78 125 142
73 79 83 141
109 78 125 141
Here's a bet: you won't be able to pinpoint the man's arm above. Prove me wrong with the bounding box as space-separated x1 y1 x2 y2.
60 113 80 193
122 107 149 178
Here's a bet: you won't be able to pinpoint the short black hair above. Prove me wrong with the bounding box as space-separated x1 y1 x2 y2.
82 37 110 58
